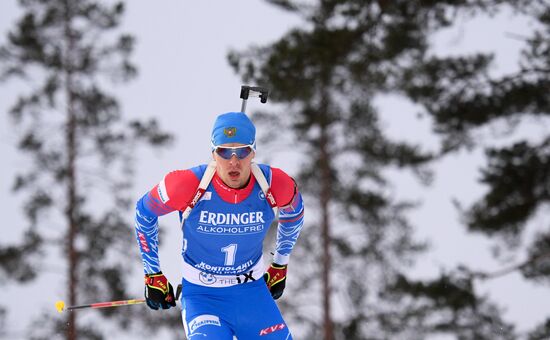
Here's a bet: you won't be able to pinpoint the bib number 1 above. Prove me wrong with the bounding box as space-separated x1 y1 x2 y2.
221 244 238 266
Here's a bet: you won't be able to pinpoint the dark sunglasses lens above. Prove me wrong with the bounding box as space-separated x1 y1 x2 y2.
216 147 252 159
235 147 252 158
215 148 230 159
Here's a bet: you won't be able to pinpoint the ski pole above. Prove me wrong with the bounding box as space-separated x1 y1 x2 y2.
55 283 183 313
240 85 269 113
55 298 145 313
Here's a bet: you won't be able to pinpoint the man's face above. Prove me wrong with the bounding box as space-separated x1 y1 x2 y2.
213 143 255 189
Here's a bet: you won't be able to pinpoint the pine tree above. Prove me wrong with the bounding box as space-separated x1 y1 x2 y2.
0 1 176 338
397 0 550 338
230 1 517 339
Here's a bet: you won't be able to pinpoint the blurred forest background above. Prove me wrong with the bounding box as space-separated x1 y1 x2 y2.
1 0 550 339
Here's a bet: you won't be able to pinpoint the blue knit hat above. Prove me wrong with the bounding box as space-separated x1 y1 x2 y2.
211 112 256 149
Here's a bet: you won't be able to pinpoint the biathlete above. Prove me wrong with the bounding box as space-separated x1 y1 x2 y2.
134 112 304 339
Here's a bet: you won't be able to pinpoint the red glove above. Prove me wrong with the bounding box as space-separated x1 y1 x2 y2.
144 272 176 310
264 263 287 300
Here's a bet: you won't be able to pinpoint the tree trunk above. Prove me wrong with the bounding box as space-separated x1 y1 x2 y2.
319 116 334 340
63 1 78 339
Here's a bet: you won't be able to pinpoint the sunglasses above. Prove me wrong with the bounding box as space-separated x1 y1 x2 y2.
214 145 254 160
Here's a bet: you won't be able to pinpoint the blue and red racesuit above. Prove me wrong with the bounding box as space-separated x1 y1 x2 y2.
135 164 304 339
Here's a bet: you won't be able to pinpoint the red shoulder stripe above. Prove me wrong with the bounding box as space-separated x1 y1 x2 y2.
270 167 297 208
149 169 201 211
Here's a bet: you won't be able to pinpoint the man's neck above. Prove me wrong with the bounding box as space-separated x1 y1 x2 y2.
212 174 256 204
